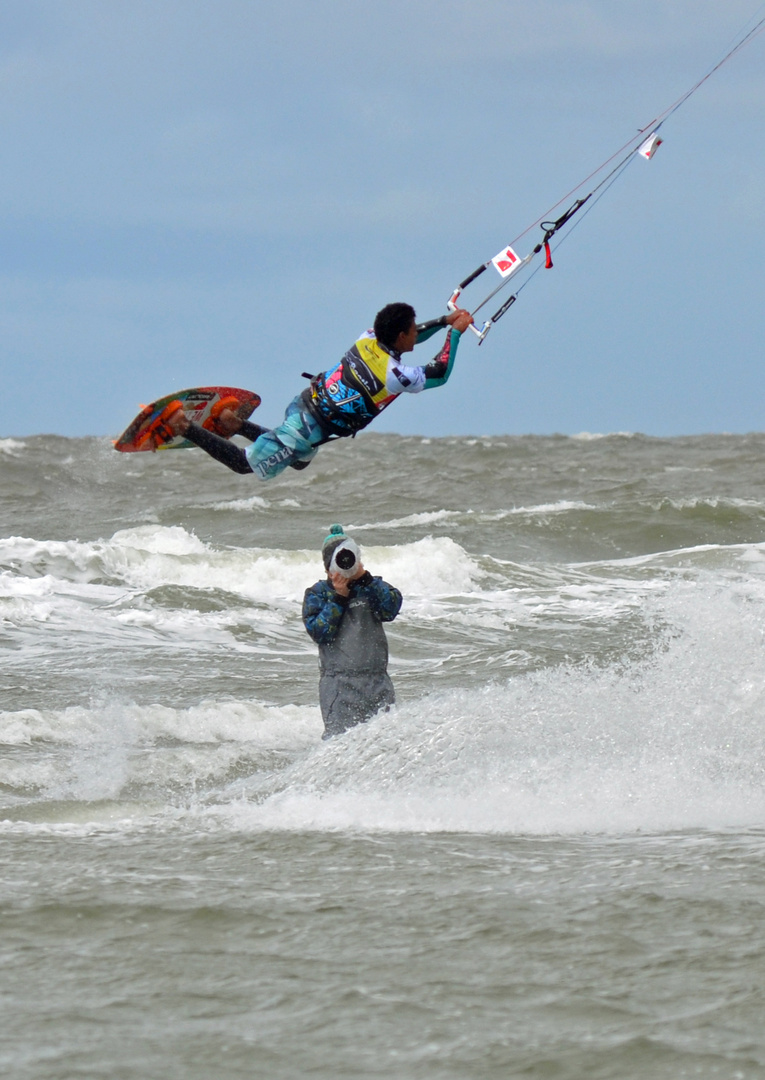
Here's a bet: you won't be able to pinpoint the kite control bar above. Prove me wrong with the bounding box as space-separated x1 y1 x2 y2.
447 195 592 344
446 248 534 343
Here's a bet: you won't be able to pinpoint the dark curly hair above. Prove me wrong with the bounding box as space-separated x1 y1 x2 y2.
373 303 416 349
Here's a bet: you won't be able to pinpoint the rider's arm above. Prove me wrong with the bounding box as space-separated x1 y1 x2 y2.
384 309 471 395
423 328 461 390
415 321 446 346
384 329 462 395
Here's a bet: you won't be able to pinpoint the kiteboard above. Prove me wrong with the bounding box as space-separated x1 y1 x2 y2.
114 386 261 452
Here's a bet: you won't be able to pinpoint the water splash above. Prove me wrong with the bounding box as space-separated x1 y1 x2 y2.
217 580 765 835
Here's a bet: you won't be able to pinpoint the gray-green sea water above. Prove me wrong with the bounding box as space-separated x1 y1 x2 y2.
2 430 764 1078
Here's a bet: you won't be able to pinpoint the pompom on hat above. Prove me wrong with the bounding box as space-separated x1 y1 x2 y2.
322 524 361 576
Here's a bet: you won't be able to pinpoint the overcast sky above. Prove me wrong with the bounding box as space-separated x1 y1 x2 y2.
1 0 764 438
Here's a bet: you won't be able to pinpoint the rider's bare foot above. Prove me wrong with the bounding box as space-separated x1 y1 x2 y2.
202 397 245 437
211 407 243 437
165 403 190 437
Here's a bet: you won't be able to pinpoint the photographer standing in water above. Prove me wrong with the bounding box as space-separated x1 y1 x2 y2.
302 525 402 739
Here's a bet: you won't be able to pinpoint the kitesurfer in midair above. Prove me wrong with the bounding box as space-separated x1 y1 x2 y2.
161 303 473 479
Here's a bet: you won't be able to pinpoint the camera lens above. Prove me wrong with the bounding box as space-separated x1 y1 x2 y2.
335 547 356 570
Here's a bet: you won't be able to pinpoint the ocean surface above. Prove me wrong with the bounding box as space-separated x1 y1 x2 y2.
1 429 764 1079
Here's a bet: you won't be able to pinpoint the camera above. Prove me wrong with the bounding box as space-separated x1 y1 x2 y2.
335 546 356 571
329 538 360 577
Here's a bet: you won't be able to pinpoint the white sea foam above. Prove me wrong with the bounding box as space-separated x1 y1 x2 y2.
4 565 765 836
0 528 484 605
0 438 26 456
209 580 765 836
353 510 464 530
208 494 271 511
4 527 760 665
351 503 597 532
507 500 594 516
570 431 638 441
5 489 765 840
651 496 765 511
0 699 321 817
0 699 318 750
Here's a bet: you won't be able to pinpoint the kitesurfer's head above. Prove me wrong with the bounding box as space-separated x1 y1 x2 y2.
322 524 362 578
374 302 417 353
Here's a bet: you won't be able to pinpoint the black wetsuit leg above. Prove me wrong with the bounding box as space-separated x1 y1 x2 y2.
184 418 312 475
238 420 268 442
183 421 266 474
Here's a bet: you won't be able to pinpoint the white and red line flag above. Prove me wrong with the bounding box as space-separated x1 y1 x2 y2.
491 245 522 277
638 132 663 160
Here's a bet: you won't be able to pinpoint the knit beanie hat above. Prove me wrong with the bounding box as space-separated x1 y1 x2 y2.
322 524 361 575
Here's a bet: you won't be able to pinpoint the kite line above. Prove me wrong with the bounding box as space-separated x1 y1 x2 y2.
446 8 765 345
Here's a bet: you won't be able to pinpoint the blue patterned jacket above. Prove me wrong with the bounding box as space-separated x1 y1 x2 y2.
302 572 402 645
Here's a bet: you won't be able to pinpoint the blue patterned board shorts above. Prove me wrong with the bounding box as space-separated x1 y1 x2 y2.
244 395 326 480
